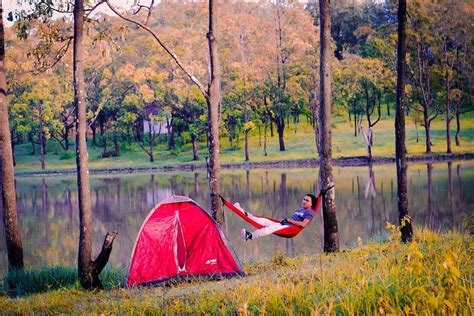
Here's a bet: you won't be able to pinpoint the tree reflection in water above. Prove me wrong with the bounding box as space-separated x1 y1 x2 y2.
1 162 472 274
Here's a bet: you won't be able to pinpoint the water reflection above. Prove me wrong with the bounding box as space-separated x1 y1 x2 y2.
0 161 472 275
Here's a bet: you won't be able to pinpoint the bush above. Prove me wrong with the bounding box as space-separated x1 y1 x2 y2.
59 151 75 160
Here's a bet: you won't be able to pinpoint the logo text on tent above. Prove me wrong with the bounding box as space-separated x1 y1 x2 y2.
205 259 218 265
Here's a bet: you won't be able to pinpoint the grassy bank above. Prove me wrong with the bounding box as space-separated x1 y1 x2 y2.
1 228 472 314
13 116 474 174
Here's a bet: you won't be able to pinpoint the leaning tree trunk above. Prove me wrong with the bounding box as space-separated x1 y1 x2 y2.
207 0 223 226
395 0 413 242
74 0 116 289
319 0 339 253
0 3 24 270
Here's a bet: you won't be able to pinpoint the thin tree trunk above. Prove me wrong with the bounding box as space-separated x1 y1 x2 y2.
64 125 70 150
207 0 223 226
395 0 413 242
455 112 461 146
277 121 285 151
0 2 24 270
445 66 452 153
74 0 116 289
148 128 154 162
319 0 339 253
423 107 432 154
192 133 199 161
39 102 46 170
264 116 268 156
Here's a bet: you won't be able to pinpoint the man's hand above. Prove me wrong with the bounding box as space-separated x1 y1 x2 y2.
280 218 289 225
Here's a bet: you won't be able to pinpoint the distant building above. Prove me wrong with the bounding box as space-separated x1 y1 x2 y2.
143 101 171 135
143 119 169 135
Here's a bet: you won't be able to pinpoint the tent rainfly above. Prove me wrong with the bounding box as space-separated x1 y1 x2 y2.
126 196 244 286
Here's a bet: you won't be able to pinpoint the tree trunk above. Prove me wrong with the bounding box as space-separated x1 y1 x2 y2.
455 112 461 146
445 68 452 153
39 102 46 170
395 0 413 242
192 133 199 161
423 107 432 154
311 65 320 155
0 3 24 270
207 0 223 226
91 123 96 147
263 116 268 157
64 125 70 151
276 120 285 151
74 0 116 289
11 140 15 166
148 129 154 162
319 0 339 253
354 113 357 137
167 117 174 150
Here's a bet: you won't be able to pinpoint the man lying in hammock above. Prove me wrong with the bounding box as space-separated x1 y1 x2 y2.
238 193 318 241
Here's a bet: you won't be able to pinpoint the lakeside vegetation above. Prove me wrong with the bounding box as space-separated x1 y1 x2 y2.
13 116 474 174
1 227 472 314
0 0 472 302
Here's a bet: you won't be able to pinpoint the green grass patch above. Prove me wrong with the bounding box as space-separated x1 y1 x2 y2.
1 265 126 297
0 228 471 314
10 114 474 173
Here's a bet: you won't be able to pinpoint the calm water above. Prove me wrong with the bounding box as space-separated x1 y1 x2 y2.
0 161 472 275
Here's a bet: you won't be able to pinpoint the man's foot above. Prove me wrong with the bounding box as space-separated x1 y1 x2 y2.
240 229 252 241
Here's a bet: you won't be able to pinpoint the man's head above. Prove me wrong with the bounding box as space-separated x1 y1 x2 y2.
302 194 318 210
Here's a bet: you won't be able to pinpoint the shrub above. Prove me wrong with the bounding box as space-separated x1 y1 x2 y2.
59 151 75 160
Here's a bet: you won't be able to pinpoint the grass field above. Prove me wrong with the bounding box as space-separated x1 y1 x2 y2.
0 228 471 314
12 114 474 173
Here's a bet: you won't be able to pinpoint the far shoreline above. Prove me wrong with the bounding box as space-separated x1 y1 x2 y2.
14 152 474 177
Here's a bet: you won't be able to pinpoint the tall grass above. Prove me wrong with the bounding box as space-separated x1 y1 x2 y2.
0 227 471 314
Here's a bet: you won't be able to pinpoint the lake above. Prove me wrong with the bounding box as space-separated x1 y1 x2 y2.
1 161 472 275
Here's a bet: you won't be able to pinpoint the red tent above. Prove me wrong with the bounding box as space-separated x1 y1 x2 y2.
126 196 244 286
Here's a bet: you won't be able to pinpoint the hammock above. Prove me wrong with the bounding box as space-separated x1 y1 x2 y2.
220 194 322 238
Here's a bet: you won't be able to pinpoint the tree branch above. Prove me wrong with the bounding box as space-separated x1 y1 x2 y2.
105 0 208 99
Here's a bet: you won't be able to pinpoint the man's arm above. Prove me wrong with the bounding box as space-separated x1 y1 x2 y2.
287 218 312 228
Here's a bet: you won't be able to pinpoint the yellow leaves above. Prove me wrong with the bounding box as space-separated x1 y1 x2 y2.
123 95 140 106
116 64 136 80
442 253 461 279
243 122 256 132
138 85 155 103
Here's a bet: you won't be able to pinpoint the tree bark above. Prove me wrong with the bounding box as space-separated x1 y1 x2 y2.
395 0 413 242
74 0 116 289
0 2 24 270
276 120 285 151
192 133 199 161
319 0 339 253
455 112 461 146
311 65 320 155
207 0 223 226
445 64 452 153
39 101 46 170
